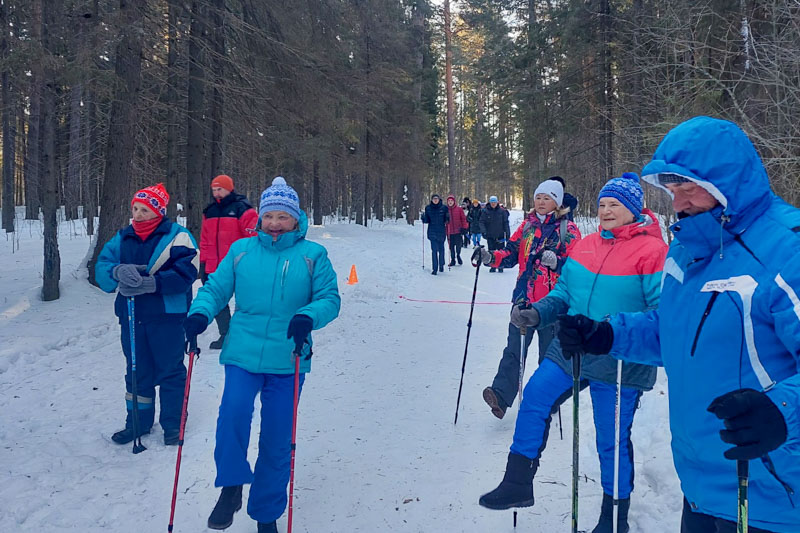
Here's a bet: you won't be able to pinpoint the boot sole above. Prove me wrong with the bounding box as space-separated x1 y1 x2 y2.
207 501 242 530
482 388 506 419
478 496 534 510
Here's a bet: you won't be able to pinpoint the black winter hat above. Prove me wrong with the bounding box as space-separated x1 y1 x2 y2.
548 176 565 187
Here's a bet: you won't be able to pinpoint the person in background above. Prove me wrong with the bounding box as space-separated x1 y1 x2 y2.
96 183 198 446
480 195 510 273
477 178 581 419
199 174 258 349
467 198 483 248
422 194 450 275
446 195 469 266
462 197 472 247
185 177 341 533
558 117 800 533
549 175 579 222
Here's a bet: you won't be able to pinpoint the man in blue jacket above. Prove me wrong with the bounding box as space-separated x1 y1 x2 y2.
559 117 800 533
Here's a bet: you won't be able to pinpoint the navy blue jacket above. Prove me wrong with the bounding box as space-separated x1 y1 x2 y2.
422 202 449 242
96 218 199 324
480 205 510 240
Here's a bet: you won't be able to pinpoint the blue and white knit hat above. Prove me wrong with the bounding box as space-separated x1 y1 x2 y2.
259 176 301 219
598 172 643 217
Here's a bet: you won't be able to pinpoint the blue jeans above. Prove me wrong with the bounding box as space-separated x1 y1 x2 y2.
511 358 642 498
471 233 481 247
214 365 305 523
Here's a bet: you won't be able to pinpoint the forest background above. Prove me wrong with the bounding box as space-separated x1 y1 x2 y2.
1 0 799 300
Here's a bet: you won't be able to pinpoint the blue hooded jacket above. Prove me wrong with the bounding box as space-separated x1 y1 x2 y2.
189 211 340 374
610 117 800 532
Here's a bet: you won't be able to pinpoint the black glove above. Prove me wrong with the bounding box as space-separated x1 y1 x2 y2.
461 228 468 236
184 313 209 351
707 388 788 460
557 314 614 359
287 314 314 357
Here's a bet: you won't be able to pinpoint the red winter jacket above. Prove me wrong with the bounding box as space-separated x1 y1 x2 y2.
445 196 468 236
200 192 258 273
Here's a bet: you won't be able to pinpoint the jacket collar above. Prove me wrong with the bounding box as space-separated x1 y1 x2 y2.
122 217 172 240
599 209 662 242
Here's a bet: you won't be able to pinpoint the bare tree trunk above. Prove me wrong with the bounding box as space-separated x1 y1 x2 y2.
312 158 321 225
165 0 181 219
65 84 82 221
1 0 14 232
208 0 224 177
41 0 60 300
444 0 456 195
186 0 207 241
88 0 147 285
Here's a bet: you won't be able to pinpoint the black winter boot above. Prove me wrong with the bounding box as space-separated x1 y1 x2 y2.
478 453 537 510
207 485 243 530
591 493 630 533
111 427 150 445
258 522 278 533
209 336 225 350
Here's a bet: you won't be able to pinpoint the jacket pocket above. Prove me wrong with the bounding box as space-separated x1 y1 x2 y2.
690 292 719 357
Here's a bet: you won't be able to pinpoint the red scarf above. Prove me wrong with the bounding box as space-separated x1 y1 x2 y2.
132 217 162 241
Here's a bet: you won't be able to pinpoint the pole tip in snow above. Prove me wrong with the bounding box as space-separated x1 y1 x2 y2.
513 510 517 527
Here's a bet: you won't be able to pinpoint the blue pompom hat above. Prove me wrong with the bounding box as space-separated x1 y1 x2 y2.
259 176 301 220
597 172 644 218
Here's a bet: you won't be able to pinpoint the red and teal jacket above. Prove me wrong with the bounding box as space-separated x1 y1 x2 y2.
533 209 667 390
490 212 581 305
200 192 258 273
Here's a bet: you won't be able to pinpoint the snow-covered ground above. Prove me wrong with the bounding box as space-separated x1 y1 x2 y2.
0 210 681 532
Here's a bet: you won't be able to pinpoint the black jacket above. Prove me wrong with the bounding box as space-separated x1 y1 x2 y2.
480 205 510 240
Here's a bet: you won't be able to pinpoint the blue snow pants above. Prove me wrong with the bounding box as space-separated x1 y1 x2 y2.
471 233 481 247
429 238 446 272
214 365 306 523
120 318 187 433
510 358 642 498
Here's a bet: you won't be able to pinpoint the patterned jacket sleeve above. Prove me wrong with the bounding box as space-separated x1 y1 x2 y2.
554 221 581 273
493 221 524 269
154 233 199 295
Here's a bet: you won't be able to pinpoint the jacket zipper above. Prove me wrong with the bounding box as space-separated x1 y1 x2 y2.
281 259 290 300
690 292 719 357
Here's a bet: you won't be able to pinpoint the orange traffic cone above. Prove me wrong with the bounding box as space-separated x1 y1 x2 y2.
347 265 359 285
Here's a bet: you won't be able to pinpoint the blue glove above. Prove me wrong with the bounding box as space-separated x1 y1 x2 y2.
119 276 157 297
113 264 147 287
707 388 788 460
287 314 313 357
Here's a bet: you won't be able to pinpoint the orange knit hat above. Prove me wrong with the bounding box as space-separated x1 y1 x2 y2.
211 174 234 192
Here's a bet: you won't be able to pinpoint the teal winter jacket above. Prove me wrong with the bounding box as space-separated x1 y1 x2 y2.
189 212 341 374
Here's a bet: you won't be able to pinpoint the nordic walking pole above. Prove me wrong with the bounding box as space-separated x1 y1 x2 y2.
287 348 302 533
454 250 482 424
737 460 749 533
167 339 200 532
571 351 582 533
613 359 623 533
422 222 426 270
126 297 146 454
518 325 527 404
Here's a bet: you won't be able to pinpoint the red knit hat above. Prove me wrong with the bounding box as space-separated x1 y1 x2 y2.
211 174 234 192
131 183 169 217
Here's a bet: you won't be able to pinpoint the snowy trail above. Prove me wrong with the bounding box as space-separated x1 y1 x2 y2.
0 215 681 532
